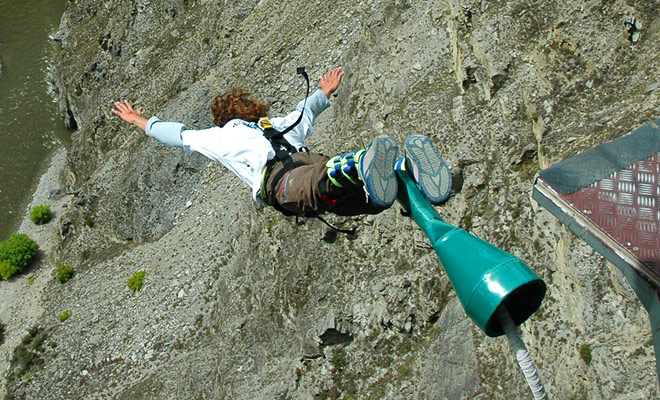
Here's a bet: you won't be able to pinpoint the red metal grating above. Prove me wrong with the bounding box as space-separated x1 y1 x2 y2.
560 152 660 275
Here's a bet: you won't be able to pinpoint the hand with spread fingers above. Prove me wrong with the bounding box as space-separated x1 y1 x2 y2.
111 100 147 132
320 67 344 98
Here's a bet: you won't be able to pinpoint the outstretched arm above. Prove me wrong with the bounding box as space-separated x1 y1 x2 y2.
319 67 344 98
112 100 187 148
112 100 147 132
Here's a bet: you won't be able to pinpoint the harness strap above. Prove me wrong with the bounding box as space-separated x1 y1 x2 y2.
315 215 357 235
275 67 310 137
260 67 310 170
259 68 357 233
261 159 359 234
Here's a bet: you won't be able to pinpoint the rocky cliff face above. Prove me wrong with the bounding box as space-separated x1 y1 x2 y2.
2 0 660 398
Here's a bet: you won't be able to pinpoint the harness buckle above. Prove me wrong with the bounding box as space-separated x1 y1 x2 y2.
258 117 273 130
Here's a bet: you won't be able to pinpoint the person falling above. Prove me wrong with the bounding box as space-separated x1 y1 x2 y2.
112 66 451 219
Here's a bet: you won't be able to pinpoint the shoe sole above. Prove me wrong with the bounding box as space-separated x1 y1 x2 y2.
359 136 399 209
405 135 452 205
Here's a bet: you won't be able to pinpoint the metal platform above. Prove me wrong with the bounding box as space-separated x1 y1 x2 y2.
535 152 660 288
533 117 660 382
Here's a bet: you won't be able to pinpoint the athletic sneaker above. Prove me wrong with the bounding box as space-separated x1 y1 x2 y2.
396 135 452 205
325 149 366 188
358 135 399 209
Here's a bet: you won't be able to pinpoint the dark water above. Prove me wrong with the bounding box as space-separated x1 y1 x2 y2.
0 0 69 241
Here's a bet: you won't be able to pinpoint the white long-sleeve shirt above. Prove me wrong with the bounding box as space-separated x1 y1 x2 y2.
145 89 330 200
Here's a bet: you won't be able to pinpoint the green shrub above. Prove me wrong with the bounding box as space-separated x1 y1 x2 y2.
55 263 74 284
27 275 36 285
58 311 71 322
127 270 146 292
579 343 592 366
29 205 51 225
0 260 19 280
0 234 39 280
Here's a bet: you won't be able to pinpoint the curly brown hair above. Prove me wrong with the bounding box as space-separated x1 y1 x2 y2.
210 89 269 127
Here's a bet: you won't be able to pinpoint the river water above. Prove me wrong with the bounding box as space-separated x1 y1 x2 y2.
0 0 69 241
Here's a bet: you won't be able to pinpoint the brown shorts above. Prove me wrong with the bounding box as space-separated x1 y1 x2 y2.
264 152 382 216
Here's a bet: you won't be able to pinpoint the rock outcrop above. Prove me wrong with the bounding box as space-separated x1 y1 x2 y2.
2 0 659 398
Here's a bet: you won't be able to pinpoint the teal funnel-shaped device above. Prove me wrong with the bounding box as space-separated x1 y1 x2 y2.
396 170 546 337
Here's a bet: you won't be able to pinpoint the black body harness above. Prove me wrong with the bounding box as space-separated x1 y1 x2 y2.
259 67 310 216
261 67 310 169
258 68 357 235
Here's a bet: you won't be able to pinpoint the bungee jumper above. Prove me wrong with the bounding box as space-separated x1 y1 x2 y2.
111 66 452 221
113 66 550 397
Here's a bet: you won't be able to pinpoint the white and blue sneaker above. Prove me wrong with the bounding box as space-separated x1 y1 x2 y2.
358 135 399 209
396 135 452 205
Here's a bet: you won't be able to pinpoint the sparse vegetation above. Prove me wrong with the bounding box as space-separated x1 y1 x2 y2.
127 270 146 292
58 311 71 322
55 262 74 284
461 213 473 230
29 205 52 225
0 234 39 280
8 326 49 382
579 343 592 366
